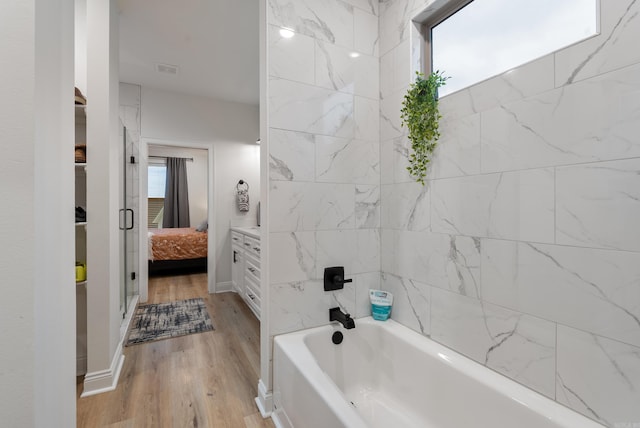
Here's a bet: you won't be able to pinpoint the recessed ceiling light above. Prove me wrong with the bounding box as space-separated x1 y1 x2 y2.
349 52 360 58
279 27 295 39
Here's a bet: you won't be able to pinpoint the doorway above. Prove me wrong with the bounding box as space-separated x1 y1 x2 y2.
139 139 216 303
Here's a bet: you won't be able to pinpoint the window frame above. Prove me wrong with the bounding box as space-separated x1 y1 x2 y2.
422 0 474 78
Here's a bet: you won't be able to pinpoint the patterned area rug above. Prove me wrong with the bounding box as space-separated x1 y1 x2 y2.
126 298 214 346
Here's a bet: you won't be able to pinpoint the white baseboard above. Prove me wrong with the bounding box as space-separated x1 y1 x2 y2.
255 378 273 417
215 281 233 293
81 339 125 397
271 411 291 428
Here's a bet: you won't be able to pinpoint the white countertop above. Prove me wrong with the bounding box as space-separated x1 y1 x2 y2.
231 226 260 240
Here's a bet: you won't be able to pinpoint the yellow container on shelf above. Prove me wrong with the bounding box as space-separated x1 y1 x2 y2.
75 262 87 282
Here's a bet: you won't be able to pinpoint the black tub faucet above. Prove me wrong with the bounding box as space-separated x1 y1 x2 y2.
329 307 355 329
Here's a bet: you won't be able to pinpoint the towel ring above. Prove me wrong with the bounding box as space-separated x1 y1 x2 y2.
236 180 249 192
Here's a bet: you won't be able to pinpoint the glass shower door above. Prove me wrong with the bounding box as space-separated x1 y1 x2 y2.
119 123 139 317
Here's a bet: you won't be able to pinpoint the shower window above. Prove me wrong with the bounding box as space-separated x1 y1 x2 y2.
427 0 598 96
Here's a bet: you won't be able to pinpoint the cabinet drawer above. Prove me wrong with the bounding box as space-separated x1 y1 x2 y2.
231 231 244 245
245 273 261 299
244 288 261 318
244 235 261 258
245 257 260 282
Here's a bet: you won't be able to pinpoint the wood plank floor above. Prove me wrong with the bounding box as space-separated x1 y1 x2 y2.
77 273 274 428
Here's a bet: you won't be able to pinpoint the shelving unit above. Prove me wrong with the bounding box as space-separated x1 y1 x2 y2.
75 102 88 376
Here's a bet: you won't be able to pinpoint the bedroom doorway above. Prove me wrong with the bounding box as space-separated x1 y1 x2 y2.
139 139 215 303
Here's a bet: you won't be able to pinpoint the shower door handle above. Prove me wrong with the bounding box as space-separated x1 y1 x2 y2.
119 209 134 230
126 209 134 230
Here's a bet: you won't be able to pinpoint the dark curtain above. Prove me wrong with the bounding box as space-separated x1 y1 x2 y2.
163 157 190 228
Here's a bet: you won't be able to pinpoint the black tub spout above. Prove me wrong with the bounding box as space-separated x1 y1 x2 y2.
329 307 355 329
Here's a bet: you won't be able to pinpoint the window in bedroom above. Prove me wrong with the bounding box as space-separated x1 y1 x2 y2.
148 164 166 228
427 0 598 96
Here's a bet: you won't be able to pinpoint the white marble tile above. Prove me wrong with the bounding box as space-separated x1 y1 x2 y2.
353 272 382 318
557 158 640 252
380 182 430 231
378 0 411 55
268 0 355 49
269 129 315 181
343 0 378 15
354 96 379 141
380 139 394 185
315 183 356 230
354 229 380 274
438 87 478 121
380 229 395 274
392 38 411 93
392 136 413 183
466 55 555 114
315 136 379 184
482 239 640 348
270 78 354 138
391 230 428 281
556 326 640 427
380 88 405 141
270 181 355 231
481 63 640 173
429 113 481 179
555 0 640 86
431 169 555 243
354 8 379 56
355 184 380 228
268 25 316 85
315 41 379 99
315 229 379 277
316 230 356 278
380 49 394 100
423 233 481 298
270 280 356 335
269 181 315 231
382 272 430 336
269 232 316 283
431 288 556 398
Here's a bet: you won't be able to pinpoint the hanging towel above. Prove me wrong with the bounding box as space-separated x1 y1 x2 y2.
236 180 250 212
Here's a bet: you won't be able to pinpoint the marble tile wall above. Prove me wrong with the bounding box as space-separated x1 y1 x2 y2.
379 0 640 426
266 0 380 337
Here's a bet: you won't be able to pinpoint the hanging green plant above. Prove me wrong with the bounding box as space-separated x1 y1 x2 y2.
400 70 449 185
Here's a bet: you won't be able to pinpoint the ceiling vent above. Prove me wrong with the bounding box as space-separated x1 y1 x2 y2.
155 63 179 75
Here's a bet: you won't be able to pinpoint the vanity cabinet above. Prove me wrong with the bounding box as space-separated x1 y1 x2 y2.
230 228 261 320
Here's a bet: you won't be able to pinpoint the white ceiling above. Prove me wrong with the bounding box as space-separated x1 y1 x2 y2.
118 0 259 105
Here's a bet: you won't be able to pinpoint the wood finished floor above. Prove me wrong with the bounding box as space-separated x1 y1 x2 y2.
77 273 274 428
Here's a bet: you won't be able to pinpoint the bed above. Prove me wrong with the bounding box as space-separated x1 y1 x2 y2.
148 227 208 275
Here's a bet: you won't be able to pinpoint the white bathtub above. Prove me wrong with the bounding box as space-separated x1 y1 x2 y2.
272 317 604 428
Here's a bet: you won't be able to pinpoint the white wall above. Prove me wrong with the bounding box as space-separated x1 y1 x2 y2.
148 145 209 227
138 86 260 286
83 0 124 396
0 0 76 426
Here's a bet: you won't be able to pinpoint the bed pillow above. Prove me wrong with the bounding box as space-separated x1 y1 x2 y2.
196 219 208 232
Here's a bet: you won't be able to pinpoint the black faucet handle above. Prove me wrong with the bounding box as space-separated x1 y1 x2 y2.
324 266 352 291
333 275 353 284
